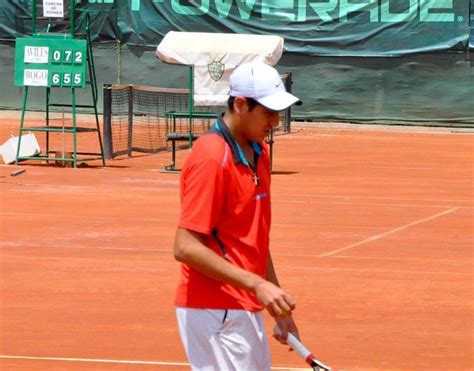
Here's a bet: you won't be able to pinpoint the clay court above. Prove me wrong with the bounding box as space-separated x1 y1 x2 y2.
0 114 473 370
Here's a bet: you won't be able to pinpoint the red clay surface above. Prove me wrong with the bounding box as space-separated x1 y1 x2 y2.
1 113 473 370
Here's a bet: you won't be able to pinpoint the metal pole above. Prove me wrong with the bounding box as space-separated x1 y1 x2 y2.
46 87 51 160
127 85 133 156
117 39 121 85
102 84 113 159
69 0 75 36
32 0 36 34
16 87 29 165
188 66 193 148
72 87 77 168
284 72 292 133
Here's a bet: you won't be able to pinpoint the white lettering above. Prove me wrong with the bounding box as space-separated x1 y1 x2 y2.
24 69 49 86
24 46 49 64
179 0 456 23
339 0 378 22
261 0 295 21
420 0 455 22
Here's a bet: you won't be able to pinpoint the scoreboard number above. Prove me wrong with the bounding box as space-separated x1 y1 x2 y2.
52 49 62 64
62 49 73 64
74 51 83 64
51 72 61 86
62 72 72 86
73 73 82 86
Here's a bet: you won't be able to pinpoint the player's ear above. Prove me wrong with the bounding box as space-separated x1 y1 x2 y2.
233 96 248 114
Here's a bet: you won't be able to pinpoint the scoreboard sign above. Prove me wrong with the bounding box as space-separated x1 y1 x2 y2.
14 36 87 88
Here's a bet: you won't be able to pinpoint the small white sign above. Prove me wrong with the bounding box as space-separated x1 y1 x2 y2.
43 0 64 18
24 69 49 86
24 46 49 64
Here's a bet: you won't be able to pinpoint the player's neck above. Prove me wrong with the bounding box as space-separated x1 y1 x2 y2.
222 113 252 150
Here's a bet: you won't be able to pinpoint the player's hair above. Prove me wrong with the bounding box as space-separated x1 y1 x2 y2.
228 96 259 112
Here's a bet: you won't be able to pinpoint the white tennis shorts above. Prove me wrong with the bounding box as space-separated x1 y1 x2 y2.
176 307 271 371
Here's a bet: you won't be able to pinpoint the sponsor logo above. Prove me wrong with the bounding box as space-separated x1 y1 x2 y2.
169 0 459 23
208 61 225 82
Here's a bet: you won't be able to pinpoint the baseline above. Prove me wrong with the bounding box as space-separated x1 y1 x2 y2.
0 355 308 370
319 207 461 257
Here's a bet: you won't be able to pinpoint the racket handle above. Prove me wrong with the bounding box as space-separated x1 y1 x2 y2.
287 332 311 362
287 332 332 371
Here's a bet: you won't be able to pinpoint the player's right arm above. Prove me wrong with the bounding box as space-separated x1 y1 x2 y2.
174 227 294 318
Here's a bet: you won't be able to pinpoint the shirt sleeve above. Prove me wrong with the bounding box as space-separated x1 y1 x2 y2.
178 156 225 235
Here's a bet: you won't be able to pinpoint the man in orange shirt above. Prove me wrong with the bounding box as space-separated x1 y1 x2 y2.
174 62 302 370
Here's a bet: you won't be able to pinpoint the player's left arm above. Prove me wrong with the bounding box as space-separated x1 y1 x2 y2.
266 253 301 345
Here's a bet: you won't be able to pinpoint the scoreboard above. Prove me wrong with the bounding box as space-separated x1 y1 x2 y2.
14 35 87 88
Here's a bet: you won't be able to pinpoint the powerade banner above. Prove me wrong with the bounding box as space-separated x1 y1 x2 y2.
126 0 471 55
0 0 471 56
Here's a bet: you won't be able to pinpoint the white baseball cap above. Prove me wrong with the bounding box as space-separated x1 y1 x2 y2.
229 62 301 112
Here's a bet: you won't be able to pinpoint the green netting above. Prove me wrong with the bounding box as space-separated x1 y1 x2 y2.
1 0 471 56
1 1 472 126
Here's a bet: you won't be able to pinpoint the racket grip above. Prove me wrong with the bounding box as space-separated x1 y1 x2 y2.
287 332 312 363
287 332 332 371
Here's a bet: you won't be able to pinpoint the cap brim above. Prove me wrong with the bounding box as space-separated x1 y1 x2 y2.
256 91 302 111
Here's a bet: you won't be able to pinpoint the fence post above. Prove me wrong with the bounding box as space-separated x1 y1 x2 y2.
102 84 113 160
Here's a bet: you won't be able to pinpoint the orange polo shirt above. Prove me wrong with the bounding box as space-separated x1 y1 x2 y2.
175 120 271 311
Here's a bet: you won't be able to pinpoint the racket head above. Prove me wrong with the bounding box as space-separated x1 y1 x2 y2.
311 360 332 371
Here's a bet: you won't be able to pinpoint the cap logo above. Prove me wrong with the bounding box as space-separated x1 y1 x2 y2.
208 61 225 82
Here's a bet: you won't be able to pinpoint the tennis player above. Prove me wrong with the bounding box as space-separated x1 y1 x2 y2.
173 62 302 370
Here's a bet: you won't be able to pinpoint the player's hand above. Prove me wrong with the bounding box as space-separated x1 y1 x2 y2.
254 280 295 318
273 318 300 347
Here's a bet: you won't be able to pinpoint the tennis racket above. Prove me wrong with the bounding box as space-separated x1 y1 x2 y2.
275 325 333 371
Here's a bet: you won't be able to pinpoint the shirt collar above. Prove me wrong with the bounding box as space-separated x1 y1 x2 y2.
212 118 262 166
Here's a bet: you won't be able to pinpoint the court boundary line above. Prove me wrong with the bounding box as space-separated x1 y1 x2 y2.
1 242 470 263
275 253 470 263
2 185 178 195
1 242 170 252
0 212 176 222
274 199 469 209
1 254 176 265
3 183 472 205
272 193 471 204
276 266 472 276
3 255 471 276
319 207 461 257
2 210 470 227
2 242 470 264
0 355 308 370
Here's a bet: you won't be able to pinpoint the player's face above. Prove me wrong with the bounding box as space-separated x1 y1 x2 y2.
242 102 280 143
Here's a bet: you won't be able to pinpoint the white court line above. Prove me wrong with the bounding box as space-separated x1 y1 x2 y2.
0 355 307 370
325 255 471 263
1 254 176 265
274 253 469 263
3 185 178 196
0 212 428 230
3 255 471 276
0 355 187 366
2 243 469 264
0 212 176 222
278 266 472 277
1 242 170 252
272 193 472 205
320 207 461 257
273 199 462 209
305 164 467 171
